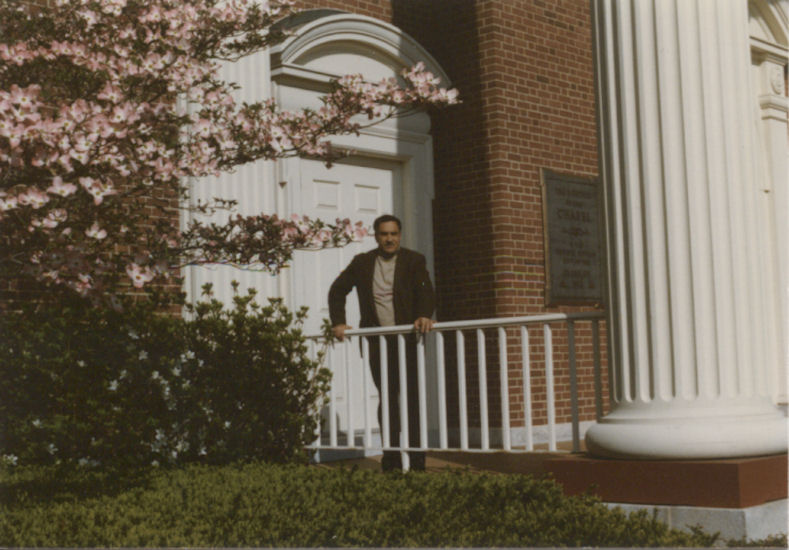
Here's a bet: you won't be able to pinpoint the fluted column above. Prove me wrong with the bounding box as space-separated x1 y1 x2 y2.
585 0 787 459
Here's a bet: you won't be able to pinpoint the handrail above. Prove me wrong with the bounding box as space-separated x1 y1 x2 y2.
307 310 605 339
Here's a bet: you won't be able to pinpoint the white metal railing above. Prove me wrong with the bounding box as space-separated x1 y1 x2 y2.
307 311 605 460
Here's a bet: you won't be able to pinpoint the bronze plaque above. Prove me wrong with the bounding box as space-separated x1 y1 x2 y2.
541 169 604 306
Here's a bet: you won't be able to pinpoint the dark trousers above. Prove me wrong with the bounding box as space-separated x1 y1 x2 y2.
367 334 425 469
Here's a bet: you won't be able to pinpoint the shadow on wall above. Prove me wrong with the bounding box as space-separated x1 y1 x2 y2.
391 0 495 323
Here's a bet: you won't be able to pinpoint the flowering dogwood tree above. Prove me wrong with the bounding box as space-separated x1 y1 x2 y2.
0 0 458 298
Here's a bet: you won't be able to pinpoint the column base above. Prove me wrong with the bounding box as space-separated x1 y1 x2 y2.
585 407 787 459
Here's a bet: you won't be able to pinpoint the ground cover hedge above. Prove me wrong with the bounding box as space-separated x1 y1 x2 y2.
0 461 722 547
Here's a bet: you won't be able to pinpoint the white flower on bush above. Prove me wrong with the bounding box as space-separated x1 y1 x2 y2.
161 382 172 405
2 454 18 466
31 418 42 428
139 350 148 360
47 443 57 455
108 380 118 391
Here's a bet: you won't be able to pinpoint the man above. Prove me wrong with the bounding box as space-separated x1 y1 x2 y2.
328 214 435 471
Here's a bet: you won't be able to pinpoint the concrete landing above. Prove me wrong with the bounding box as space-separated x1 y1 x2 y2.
609 499 787 541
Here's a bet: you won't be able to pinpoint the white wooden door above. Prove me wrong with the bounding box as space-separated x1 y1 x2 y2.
292 157 401 446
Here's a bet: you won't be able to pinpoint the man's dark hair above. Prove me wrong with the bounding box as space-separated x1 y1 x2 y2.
373 214 402 233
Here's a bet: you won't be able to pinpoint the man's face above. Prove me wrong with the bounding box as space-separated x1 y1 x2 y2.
375 221 401 256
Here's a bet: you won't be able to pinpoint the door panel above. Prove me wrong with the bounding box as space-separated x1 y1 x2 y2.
292 157 400 444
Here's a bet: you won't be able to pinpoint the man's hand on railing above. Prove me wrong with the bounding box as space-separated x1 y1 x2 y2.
332 324 353 341
414 317 433 334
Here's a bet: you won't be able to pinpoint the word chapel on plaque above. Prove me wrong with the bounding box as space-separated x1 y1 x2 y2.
541 169 604 307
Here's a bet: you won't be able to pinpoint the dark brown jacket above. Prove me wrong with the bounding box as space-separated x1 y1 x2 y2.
328 247 435 328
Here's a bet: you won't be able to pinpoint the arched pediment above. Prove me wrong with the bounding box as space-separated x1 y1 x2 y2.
749 0 788 48
269 11 451 90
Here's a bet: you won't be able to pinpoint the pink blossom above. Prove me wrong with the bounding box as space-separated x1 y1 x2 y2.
17 188 49 209
74 273 93 295
282 226 299 240
126 263 155 288
0 196 18 211
47 177 77 197
85 222 107 240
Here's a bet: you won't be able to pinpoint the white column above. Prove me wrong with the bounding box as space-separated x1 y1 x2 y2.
586 0 787 459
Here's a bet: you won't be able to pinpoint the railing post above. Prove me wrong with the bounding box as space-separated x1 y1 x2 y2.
329 345 337 448
521 325 533 451
398 334 409 468
309 339 322 449
544 324 557 451
567 320 580 453
436 331 448 449
477 328 489 450
344 339 353 447
498 327 511 450
592 320 604 421
417 334 428 449
361 336 372 449
380 335 390 449
457 330 469 450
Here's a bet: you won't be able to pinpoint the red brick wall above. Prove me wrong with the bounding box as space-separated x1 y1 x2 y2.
397 0 599 321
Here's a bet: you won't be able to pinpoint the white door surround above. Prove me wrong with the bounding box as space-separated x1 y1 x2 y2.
268 10 451 313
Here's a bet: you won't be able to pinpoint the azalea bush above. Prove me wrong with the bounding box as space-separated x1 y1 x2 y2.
0 286 330 468
0 0 457 300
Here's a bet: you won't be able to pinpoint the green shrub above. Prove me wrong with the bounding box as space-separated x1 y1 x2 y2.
0 462 720 547
177 287 331 464
0 287 330 468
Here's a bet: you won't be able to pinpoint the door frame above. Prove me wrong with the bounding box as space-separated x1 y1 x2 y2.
269 11 449 315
